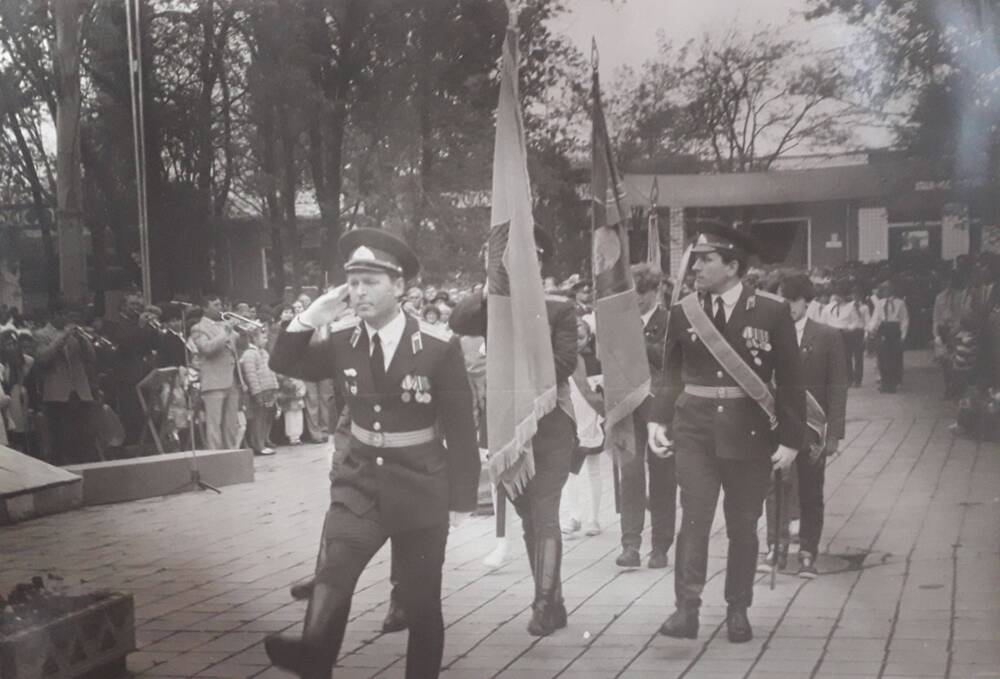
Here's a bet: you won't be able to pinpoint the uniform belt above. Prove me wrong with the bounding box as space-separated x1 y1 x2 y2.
350 423 436 448
684 385 748 399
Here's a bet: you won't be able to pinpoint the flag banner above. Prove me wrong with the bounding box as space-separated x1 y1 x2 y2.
486 25 557 496
591 56 650 466
647 177 661 270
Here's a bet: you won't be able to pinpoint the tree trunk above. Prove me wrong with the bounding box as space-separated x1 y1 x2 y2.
277 103 302 290
8 111 59 304
52 0 90 305
259 103 285 295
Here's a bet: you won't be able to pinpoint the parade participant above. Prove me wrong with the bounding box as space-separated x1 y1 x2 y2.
190 295 243 450
450 226 578 637
824 282 869 388
265 227 480 679
615 262 677 569
869 281 909 393
102 290 159 444
762 274 847 577
648 223 805 643
561 317 604 537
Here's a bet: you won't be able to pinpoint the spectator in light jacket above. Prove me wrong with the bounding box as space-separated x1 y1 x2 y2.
240 327 278 456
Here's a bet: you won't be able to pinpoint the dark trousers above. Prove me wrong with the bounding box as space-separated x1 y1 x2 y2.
112 381 145 445
841 329 865 386
245 396 275 454
44 394 96 465
674 448 770 611
877 322 903 389
314 504 448 679
512 409 573 600
619 413 676 552
765 454 826 556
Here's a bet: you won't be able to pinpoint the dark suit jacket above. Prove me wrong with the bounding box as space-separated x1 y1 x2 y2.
653 286 806 459
102 315 158 385
637 304 668 423
800 318 848 443
270 311 480 533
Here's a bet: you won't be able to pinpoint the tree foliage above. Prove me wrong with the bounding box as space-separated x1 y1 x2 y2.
612 25 864 172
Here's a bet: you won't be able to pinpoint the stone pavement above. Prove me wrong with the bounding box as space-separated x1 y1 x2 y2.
1 351 998 679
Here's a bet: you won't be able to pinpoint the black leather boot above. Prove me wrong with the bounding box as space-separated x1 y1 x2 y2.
659 608 699 639
381 593 408 633
289 579 315 601
527 537 563 636
265 581 343 679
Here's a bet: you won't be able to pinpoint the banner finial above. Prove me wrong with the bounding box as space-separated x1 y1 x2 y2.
591 37 599 70
505 0 518 27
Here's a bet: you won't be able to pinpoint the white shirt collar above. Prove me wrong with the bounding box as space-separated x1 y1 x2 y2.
364 309 407 369
641 305 659 328
795 316 808 338
712 282 743 309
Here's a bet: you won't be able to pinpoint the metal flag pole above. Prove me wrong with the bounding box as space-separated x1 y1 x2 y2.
125 0 152 304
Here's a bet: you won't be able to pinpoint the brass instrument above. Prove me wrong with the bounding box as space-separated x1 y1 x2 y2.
75 326 117 351
221 311 265 331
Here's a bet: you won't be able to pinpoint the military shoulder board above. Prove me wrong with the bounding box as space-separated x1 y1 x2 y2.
327 315 361 334
418 320 453 344
755 290 784 303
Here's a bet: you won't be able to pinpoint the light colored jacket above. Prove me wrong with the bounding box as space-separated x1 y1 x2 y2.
190 317 239 392
33 324 95 402
239 345 278 396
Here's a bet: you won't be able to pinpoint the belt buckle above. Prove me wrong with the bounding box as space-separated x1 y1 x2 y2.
717 387 726 399
371 431 385 448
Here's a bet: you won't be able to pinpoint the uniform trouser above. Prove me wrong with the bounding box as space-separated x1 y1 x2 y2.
44 394 96 465
303 380 332 441
620 412 677 552
765 454 826 556
314 504 448 679
112 381 145 445
512 409 573 606
877 322 903 389
841 329 865 386
201 385 241 450
674 448 770 611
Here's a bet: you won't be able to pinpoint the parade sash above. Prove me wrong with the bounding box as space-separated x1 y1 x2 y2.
680 294 827 451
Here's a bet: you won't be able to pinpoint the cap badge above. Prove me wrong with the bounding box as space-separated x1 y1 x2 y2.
352 245 376 261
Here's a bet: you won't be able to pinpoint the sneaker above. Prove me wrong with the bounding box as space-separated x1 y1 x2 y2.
561 518 581 535
259 447 276 456
482 540 509 569
583 520 601 536
798 551 818 579
757 546 776 574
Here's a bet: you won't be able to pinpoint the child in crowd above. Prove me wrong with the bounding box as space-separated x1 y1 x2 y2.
561 318 605 536
277 372 306 445
240 327 278 456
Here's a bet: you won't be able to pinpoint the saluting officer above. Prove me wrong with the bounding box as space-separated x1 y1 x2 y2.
648 223 805 643
266 228 480 679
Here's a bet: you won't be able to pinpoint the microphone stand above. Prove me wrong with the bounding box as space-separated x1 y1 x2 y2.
180 304 221 494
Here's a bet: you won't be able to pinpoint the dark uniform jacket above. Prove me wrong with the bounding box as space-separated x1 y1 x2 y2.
449 293 579 423
102 315 158 385
652 286 806 459
269 312 480 533
636 304 668 422
800 318 848 444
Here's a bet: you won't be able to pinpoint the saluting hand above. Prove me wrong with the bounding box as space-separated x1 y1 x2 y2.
647 422 673 458
299 284 350 328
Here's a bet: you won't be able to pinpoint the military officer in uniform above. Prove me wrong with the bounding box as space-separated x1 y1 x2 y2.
648 223 805 643
449 226 579 637
266 228 480 679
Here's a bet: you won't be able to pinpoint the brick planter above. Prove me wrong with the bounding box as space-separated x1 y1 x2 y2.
0 592 134 679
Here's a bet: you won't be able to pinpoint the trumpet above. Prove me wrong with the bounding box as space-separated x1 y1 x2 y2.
75 326 116 351
221 311 265 331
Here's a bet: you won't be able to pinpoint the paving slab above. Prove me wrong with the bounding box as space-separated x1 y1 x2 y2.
1 352 997 678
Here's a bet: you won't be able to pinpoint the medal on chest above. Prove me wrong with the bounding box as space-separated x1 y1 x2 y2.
343 368 358 395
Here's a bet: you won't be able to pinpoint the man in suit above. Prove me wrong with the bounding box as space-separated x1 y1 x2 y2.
648 223 805 643
33 304 98 465
869 281 909 393
762 273 848 578
265 228 480 679
190 295 242 450
102 290 160 444
616 262 676 569
449 226 579 637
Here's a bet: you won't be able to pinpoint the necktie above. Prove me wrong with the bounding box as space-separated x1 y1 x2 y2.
713 297 727 332
370 332 386 390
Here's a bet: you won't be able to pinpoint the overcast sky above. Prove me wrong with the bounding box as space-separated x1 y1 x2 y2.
552 0 860 80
